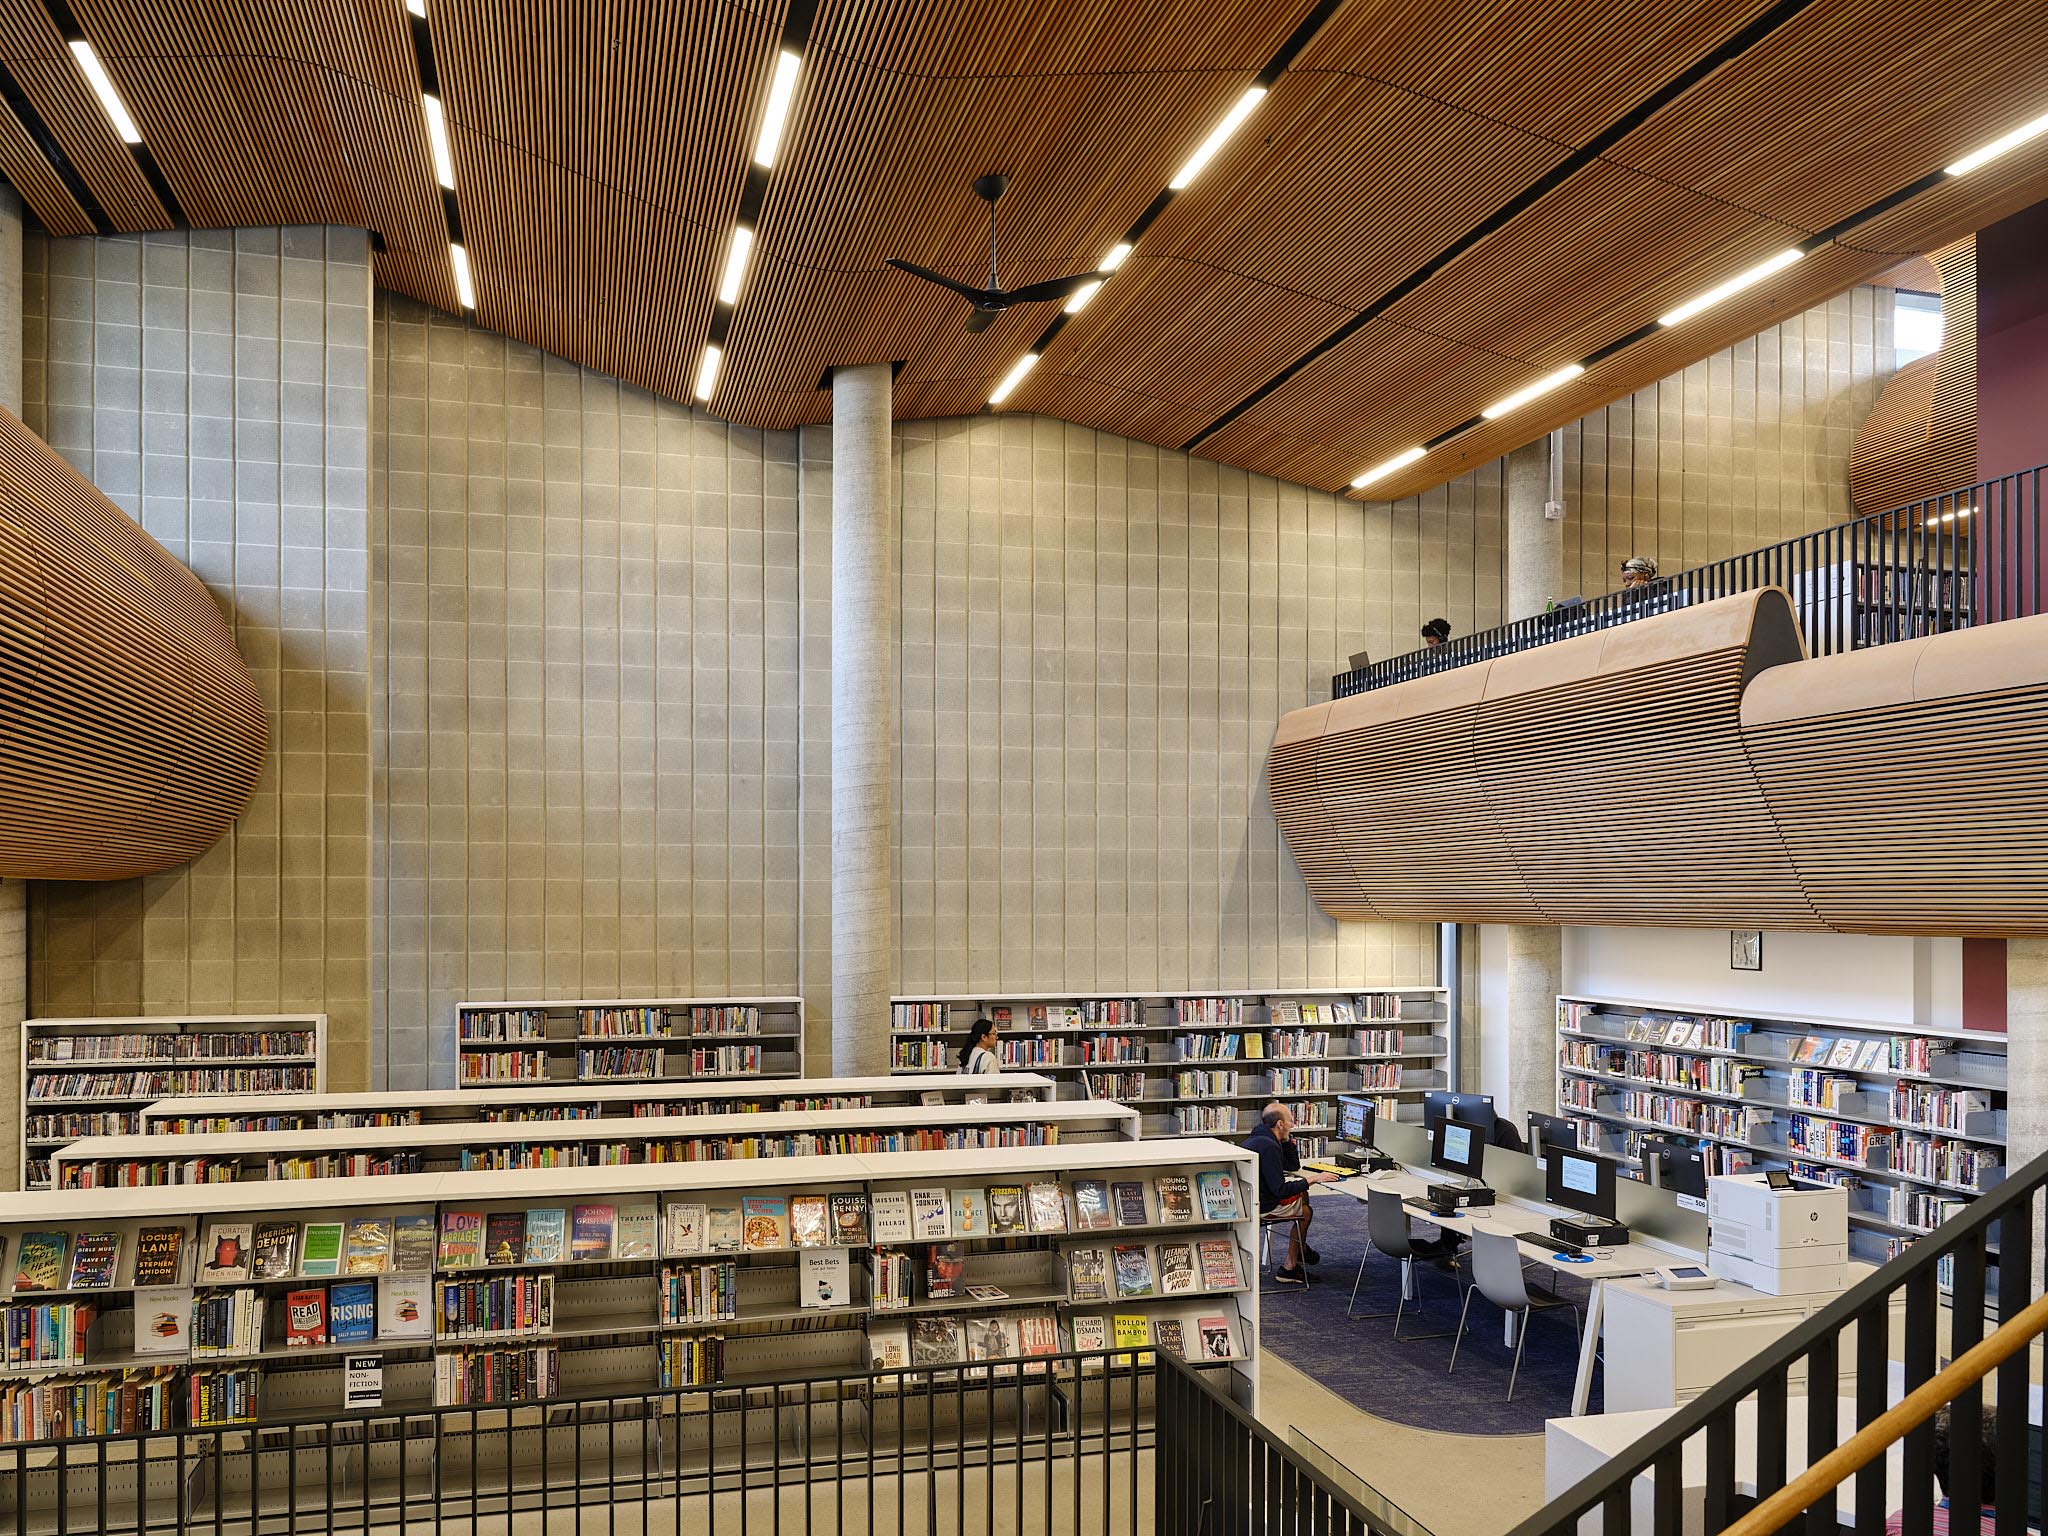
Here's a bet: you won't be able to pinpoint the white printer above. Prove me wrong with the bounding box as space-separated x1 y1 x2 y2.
1706 1173 1847 1296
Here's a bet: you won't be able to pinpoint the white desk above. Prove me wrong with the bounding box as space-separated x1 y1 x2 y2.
1546 1396 1898 1535
1328 1167 1673 1415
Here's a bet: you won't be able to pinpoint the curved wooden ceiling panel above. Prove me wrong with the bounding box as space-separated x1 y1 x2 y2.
0 405 266 881
0 0 2042 499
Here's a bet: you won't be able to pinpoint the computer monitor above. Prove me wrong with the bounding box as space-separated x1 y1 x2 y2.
1545 1146 1618 1222
1422 1090 1496 1133
1640 1137 1709 1199
1334 1094 1376 1149
1527 1111 1577 1160
1429 1115 1486 1185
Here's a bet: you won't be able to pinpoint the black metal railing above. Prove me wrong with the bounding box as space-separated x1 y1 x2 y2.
0 1349 1392 1536
1508 1145 2048 1536
1156 1348 1410 1536
1334 465 2044 697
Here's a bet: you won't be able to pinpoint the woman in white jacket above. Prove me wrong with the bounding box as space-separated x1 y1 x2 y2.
961 1016 1001 1075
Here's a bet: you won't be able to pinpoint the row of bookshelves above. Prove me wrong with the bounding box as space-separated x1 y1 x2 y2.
885 989 1446 1150
453 998 805 1087
0 1140 1259 1437
19 1017 330 1192
47 1101 1136 1190
1556 995 2009 1264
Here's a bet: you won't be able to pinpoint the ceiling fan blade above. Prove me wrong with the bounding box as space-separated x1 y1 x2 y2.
997 271 1108 306
885 258 993 304
964 306 999 334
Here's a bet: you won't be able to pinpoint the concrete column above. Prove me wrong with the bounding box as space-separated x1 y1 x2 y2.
1500 432 1564 1128
2007 939 2048 1171
829 363 895 1075
0 186 26 1188
1504 434 1562 622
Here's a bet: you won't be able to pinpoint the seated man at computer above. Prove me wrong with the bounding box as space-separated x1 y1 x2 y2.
1244 1102 1339 1287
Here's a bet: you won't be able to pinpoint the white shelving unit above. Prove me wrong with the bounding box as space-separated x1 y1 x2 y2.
21 1014 328 1191
53 1100 1142 1186
134 1072 1058 1135
0 1136 1257 1465
456 996 803 1087
1556 994 2008 1264
889 988 1447 1151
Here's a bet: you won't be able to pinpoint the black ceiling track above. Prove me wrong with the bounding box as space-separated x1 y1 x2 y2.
1178 0 1825 456
0 60 109 233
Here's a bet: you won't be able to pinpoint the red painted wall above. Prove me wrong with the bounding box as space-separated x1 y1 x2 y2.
1977 199 2048 481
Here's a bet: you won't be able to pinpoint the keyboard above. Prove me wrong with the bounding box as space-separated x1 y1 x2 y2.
1301 1160 1349 1176
1518 1230 1581 1255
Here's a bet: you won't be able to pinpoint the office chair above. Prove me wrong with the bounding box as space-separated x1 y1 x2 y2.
1448 1227 1581 1402
1347 1186 1458 1339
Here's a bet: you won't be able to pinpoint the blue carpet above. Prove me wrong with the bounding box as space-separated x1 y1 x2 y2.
1259 1195 1599 1435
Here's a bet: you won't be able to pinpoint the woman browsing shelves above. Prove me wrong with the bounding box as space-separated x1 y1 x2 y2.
961 1016 1002 1075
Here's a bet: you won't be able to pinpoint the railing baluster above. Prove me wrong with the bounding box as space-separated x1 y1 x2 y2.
1804 1329 1839 1535
1854 1297 1888 1536
1756 1365 1789 1502
1950 1234 1989 1536
1651 1447 1681 1535
1903 1267 1939 1536
1704 1409 1735 1531
1995 1200 2032 1536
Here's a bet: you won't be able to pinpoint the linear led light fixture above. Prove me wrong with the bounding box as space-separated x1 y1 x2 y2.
1169 86 1265 190
753 50 802 169
1064 280 1103 314
1946 107 2048 176
989 353 1038 405
718 226 754 305
69 40 141 144
1658 247 1803 328
422 94 456 190
1351 447 1426 489
449 243 475 309
694 344 723 401
1481 363 1584 420
405 0 426 15
1099 242 1133 272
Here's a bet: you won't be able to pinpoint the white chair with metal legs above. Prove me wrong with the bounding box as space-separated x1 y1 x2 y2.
1347 1187 1458 1339
1447 1227 1581 1402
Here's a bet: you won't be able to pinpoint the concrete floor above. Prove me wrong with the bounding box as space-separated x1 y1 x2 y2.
1256 1352 1551 1536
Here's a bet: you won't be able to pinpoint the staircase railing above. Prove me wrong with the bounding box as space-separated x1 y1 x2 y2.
1334 465 2044 698
1507 1145 2048 1536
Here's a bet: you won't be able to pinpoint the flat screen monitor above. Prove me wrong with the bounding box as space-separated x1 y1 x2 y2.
1429 1115 1486 1183
1545 1146 1617 1221
1422 1090 1495 1134
1641 1137 1709 1199
1334 1094 1376 1148
1527 1111 1577 1160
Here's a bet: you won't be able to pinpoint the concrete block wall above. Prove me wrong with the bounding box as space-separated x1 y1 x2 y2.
22 227 375 1089
1557 286 1897 592
371 297 804 1086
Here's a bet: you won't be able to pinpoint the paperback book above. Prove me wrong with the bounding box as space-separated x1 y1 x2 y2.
437 1213 484 1270
949 1188 989 1238
132 1225 187 1288
525 1209 568 1264
285 1288 328 1347
1112 1244 1154 1297
1026 1182 1067 1234
484 1213 526 1267
199 1223 253 1284
617 1203 658 1261
790 1196 830 1248
301 1222 346 1277
346 1217 394 1275
829 1193 871 1246
870 1192 914 1244
909 1188 950 1239
66 1231 121 1290
393 1214 437 1273
1111 1182 1149 1226
738 1197 786 1251
1157 1242 1197 1295
1196 1171 1239 1222
987 1186 1027 1235
1066 1246 1109 1304
1073 1180 1113 1230
1155 1176 1195 1223
571 1204 617 1261
663 1204 708 1257
250 1223 297 1282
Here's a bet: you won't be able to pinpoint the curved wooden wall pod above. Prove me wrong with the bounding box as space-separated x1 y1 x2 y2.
0 407 266 880
1268 590 1814 928
1742 614 2048 936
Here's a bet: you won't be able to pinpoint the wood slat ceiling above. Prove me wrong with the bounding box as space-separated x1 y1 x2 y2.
0 0 2041 500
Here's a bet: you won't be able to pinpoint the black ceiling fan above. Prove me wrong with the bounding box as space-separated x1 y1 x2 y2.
886 175 1107 333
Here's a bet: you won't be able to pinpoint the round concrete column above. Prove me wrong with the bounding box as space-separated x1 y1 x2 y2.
829 363 895 1074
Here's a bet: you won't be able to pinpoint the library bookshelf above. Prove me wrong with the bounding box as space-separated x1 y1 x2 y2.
20 1015 328 1192
1556 994 2008 1264
132 1072 1057 1135
51 1100 1142 1187
455 996 803 1087
0 1137 1257 1464
888 989 1446 1153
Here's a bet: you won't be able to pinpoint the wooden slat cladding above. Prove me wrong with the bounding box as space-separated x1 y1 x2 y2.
1850 237 1975 517
1273 595 2048 936
1267 591 1820 930
0 0 2044 496
0 404 266 881
1742 617 2048 935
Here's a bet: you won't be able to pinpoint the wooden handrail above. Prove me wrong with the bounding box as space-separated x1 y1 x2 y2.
1718 1290 2048 1536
